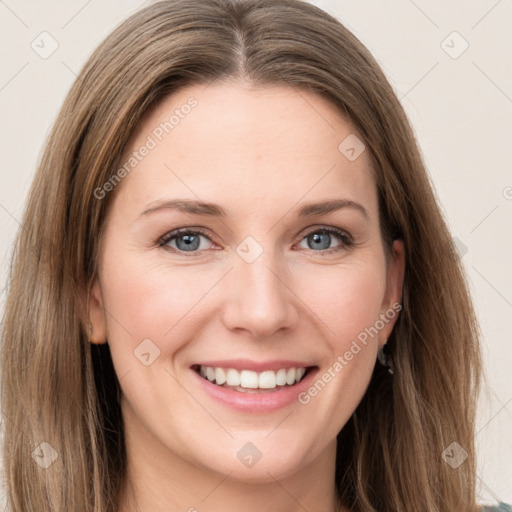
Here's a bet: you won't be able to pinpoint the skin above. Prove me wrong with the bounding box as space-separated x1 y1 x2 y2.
87 79 405 512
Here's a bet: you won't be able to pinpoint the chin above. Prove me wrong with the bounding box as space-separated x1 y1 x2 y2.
193 438 311 484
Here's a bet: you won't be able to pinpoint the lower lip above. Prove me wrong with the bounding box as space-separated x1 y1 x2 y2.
191 367 319 413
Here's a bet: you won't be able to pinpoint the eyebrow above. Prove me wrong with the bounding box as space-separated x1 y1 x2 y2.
138 198 369 220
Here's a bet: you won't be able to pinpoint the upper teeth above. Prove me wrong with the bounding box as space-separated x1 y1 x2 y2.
199 365 307 389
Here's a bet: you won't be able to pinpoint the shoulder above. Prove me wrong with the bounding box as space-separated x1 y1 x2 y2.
479 504 512 512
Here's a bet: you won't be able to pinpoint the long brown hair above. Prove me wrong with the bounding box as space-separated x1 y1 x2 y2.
1 0 484 510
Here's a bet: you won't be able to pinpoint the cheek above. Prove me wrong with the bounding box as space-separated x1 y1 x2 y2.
288 263 386 445
294 259 386 346
99 252 220 355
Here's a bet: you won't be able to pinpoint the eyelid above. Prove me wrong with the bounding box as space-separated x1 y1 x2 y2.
295 224 353 243
157 226 215 248
158 224 354 255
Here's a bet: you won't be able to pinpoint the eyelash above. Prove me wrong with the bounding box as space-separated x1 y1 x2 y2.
157 226 354 257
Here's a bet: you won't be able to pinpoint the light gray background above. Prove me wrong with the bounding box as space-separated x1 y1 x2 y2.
0 0 510 506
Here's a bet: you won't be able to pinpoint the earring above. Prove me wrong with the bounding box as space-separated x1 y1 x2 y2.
87 322 94 343
377 339 394 375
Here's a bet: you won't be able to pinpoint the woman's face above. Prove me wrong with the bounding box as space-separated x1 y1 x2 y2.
88 81 404 484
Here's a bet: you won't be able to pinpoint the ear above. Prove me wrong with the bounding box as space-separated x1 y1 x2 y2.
86 278 108 344
379 239 405 347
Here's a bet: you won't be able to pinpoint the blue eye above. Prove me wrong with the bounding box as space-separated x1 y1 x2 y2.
298 227 353 254
158 226 353 256
159 228 212 253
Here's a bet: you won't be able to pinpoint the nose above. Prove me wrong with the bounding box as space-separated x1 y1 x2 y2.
221 248 299 339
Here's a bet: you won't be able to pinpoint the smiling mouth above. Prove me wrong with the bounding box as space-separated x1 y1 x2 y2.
191 364 315 393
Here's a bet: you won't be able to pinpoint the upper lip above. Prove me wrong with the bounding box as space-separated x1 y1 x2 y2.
192 359 316 372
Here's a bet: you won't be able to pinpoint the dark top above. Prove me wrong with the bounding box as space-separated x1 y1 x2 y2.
481 504 512 512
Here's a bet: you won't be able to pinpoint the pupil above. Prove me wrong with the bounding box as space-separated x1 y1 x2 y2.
310 232 330 250
178 234 199 251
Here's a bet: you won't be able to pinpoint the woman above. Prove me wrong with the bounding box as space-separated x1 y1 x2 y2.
1 0 508 510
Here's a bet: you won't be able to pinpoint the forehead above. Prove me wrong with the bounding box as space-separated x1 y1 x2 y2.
114 80 377 219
